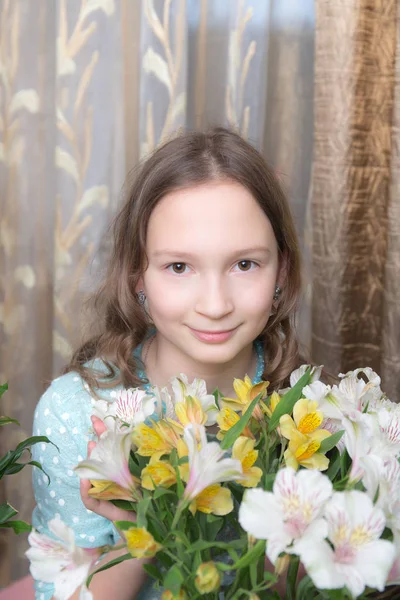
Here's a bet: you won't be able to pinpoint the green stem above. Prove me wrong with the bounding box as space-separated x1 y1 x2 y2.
171 503 184 530
285 555 300 600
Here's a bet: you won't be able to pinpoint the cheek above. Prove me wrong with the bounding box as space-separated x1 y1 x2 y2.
237 291 273 319
144 273 191 318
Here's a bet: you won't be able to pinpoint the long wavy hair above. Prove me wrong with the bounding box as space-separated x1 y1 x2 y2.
66 127 302 392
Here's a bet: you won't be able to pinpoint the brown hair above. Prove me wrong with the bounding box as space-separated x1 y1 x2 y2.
66 127 302 392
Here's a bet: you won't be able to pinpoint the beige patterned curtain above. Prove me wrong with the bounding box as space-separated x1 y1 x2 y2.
312 0 400 403
0 0 313 584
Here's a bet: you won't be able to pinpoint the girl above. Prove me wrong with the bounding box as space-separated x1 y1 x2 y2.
30 126 302 600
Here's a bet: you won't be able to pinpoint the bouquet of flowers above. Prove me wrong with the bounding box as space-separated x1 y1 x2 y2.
27 366 400 599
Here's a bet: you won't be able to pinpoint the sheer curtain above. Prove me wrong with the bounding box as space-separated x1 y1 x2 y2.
0 0 315 582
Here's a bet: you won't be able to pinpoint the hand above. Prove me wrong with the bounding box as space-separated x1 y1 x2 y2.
79 415 137 524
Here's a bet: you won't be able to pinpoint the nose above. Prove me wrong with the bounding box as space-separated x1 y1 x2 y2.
194 275 234 320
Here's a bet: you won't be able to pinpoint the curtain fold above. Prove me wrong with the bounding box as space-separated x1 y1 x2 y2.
312 0 400 401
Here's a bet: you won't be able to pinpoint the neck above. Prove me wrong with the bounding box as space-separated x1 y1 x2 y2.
144 334 257 398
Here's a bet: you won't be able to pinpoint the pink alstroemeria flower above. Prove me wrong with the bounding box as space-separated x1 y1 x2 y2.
26 515 103 599
183 424 243 501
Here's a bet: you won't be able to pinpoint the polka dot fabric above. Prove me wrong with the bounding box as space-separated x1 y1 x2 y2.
31 363 122 599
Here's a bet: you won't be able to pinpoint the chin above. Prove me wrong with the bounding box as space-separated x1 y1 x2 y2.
184 339 249 365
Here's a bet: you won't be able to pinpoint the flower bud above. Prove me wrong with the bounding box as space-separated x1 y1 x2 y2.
161 590 188 600
195 561 221 594
248 594 261 600
275 553 290 576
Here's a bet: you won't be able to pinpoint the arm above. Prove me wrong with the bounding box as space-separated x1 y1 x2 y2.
64 546 148 600
30 374 149 600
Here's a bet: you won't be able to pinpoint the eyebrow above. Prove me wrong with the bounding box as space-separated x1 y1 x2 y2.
151 247 271 259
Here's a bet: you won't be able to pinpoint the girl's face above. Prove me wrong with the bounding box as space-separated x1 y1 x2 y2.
141 181 282 366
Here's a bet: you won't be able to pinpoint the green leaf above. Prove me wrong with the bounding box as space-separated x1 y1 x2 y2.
206 514 224 540
319 430 344 454
326 449 341 481
164 564 184 595
137 497 151 528
263 472 275 491
220 394 262 450
268 369 311 432
0 416 20 427
0 383 8 398
0 451 15 475
0 519 32 534
153 487 176 501
86 553 132 588
128 453 141 478
113 520 136 531
15 435 59 455
212 388 221 409
143 562 163 583
0 503 18 524
231 539 266 570
189 539 243 553
110 500 137 511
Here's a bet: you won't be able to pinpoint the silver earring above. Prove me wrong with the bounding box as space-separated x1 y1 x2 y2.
137 290 146 305
273 285 281 301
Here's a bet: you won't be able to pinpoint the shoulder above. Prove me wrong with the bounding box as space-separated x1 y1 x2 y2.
34 359 122 432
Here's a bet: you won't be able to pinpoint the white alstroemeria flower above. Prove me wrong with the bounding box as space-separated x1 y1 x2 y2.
365 457 400 523
341 413 379 483
296 490 396 598
387 529 400 586
290 364 323 388
375 408 400 458
183 424 243 501
92 388 156 431
239 467 332 565
91 398 117 429
330 368 383 417
171 374 219 426
74 430 140 499
26 515 102 599
150 385 176 420
115 388 156 427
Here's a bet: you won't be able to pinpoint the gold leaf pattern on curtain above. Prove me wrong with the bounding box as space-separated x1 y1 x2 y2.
53 0 119 372
312 0 400 401
141 0 187 156
225 0 256 139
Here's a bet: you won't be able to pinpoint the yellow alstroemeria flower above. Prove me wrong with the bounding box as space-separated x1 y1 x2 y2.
131 419 182 460
189 483 233 516
221 376 269 421
216 406 253 441
280 398 331 471
141 456 177 490
262 391 281 419
161 591 188 600
88 478 141 501
232 436 262 488
195 562 221 594
175 395 207 427
125 527 162 558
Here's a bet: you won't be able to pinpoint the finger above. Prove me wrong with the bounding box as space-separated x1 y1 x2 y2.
87 440 96 457
80 479 136 523
91 415 107 437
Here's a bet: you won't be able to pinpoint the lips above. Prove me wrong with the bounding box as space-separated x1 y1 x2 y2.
188 326 238 344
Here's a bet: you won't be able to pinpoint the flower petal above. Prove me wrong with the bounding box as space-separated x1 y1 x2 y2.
239 488 283 541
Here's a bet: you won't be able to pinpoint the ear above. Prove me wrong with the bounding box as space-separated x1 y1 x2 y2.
135 277 144 294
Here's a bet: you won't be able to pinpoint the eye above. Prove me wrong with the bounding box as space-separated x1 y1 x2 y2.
235 260 257 272
167 262 189 274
